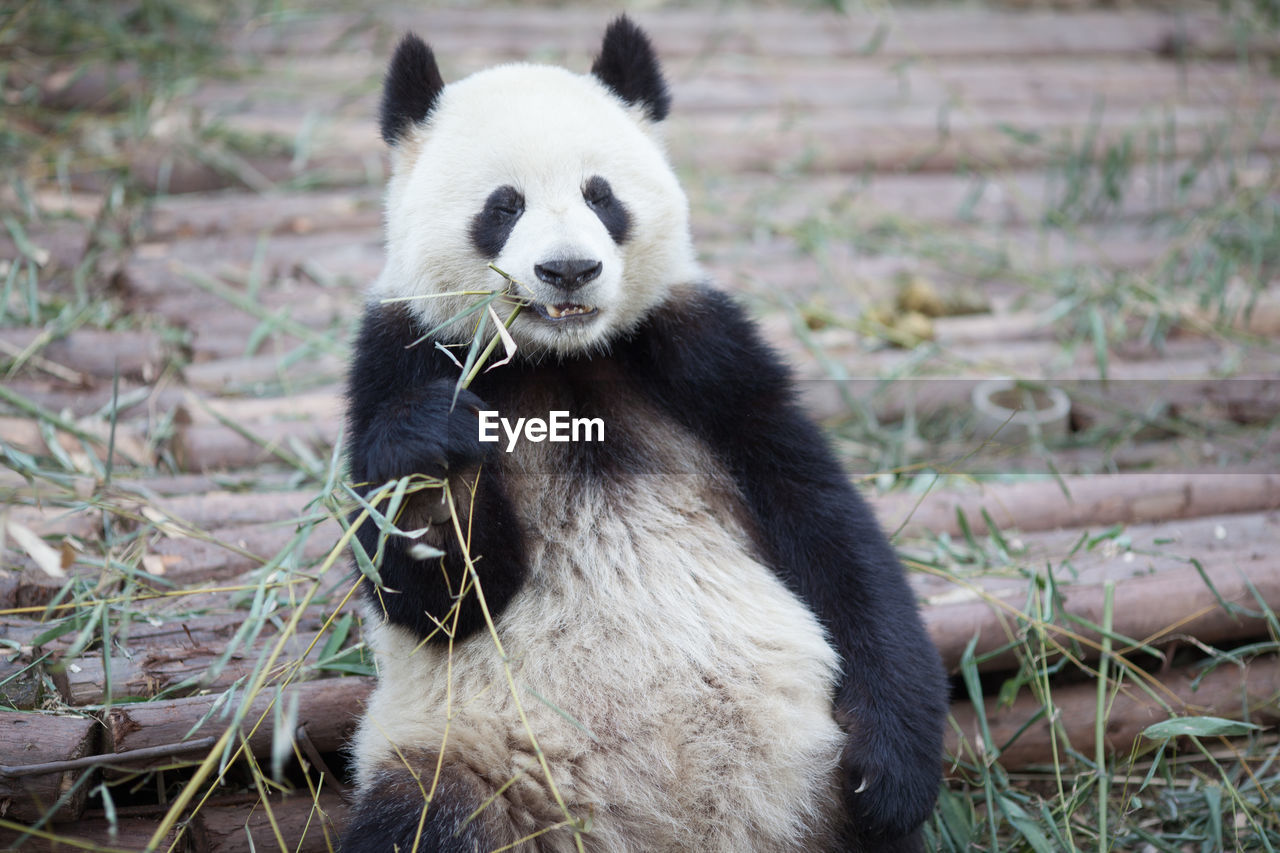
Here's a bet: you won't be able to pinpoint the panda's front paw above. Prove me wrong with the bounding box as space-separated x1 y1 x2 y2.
840 720 942 843
362 382 491 486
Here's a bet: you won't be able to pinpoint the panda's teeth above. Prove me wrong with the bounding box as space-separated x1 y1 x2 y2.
544 304 593 319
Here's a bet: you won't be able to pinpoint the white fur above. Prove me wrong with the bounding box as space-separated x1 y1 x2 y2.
354 427 844 852
373 64 702 358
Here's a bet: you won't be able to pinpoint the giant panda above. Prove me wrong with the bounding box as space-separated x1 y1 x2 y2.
342 17 948 853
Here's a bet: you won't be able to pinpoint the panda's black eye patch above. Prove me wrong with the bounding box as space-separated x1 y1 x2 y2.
583 175 630 244
470 185 525 258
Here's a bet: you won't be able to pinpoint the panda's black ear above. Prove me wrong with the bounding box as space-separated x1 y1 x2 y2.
380 33 445 146
590 16 671 123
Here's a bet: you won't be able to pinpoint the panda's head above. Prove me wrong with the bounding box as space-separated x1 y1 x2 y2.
372 17 701 358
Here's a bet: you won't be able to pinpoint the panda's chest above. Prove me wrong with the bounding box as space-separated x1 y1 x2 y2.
485 383 833 685
494 380 750 591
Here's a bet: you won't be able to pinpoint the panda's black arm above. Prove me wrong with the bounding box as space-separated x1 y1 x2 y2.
625 287 948 842
345 304 528 644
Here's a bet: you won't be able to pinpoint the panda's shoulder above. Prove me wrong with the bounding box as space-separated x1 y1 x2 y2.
346 303 460 415
623 283 792 393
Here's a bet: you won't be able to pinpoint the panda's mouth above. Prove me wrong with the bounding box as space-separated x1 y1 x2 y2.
533 302 598 322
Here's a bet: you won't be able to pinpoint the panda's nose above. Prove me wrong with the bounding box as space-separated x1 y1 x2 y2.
534 258 602 292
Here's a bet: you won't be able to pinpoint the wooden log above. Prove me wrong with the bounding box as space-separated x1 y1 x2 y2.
145 518 344 584
145 187 380 242
179 353 346 395
112 471 303 498
947 654 1280 769
2 503 101 541
146 488 320 530
669 58 1261 113
177 392 344 427
689 156 1250 236
171 419 341 473
0 712 96 822
0 566 83 612
7 62 143 113
3 607 336 656
0 416 153 469
58 631 330 706
104 677 372 768
0 657 45 709
216 102 1280 177
191 789 348 853
0 378 185 422
0 221 91 277
201 52 1262 117
0 816 189 852
876 472 1280 540
232 8 1275 61
0 328 169 383
121 229 381 299
919 511 1280 672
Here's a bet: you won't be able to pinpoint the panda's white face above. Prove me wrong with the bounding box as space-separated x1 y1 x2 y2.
374 64 700 357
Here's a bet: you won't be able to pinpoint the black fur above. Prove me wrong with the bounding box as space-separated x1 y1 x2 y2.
584 175 631 244
380 33 446 145
344 289 947 849
590 15 671 122
342 767 504 853
469 185 525 258
346 305 527 643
